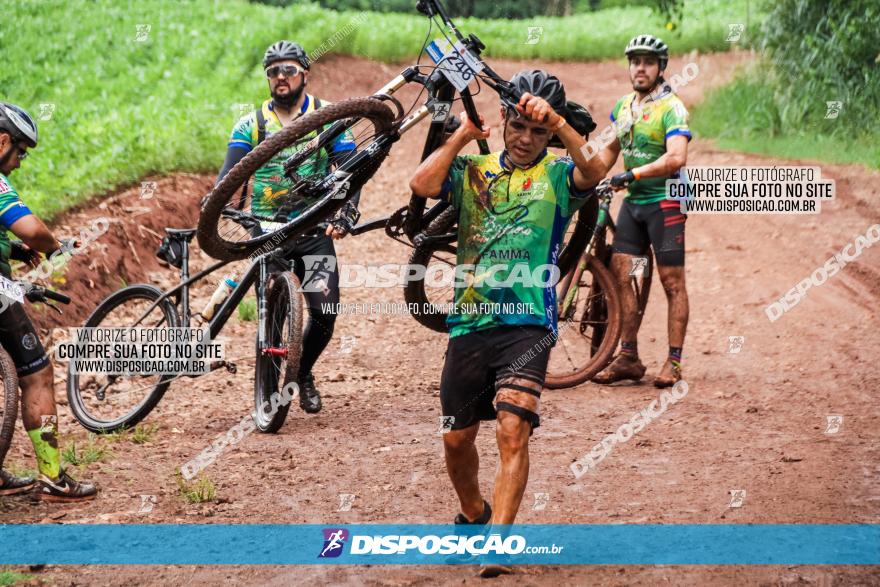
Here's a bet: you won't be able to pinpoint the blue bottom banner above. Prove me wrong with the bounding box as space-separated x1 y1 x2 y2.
0 524 876 565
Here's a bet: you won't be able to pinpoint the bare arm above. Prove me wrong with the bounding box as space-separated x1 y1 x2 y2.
409 112 489 198
598 137 621 174
9 215 61 255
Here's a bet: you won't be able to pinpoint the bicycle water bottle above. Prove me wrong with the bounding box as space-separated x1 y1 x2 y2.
201 274 238 321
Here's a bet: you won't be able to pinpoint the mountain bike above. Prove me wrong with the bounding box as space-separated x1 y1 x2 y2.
0 283 71 468
66 228 304 434
545 179 653 388
195 0 595 291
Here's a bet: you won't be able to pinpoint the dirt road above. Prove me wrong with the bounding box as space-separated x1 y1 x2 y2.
1 51 878 585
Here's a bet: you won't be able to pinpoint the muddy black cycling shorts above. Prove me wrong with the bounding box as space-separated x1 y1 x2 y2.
612 199 687 266
440 326 551 430
0 300 49 376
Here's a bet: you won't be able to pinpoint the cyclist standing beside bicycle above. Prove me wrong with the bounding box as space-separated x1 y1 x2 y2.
216 41 359 414
593 35 691 388
0 103 96 500
410 71 605 577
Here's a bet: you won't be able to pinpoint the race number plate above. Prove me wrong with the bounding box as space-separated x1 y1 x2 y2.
425 38 484 92
0 274 24 304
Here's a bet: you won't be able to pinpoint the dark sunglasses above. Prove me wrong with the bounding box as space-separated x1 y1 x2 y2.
266 64 304 78
13 141 28 161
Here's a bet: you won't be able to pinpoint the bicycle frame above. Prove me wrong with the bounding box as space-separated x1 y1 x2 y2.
131 236 292 368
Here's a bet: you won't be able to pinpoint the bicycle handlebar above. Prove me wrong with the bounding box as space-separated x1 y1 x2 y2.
23 284 71 305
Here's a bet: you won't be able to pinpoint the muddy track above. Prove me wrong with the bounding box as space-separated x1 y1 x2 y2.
1 52 878 586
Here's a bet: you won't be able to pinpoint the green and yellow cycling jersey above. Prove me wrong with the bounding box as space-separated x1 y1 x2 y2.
611 87 692 205
439 149 592 338
228 95 356 221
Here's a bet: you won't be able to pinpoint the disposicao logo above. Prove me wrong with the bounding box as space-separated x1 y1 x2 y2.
318 528 349 558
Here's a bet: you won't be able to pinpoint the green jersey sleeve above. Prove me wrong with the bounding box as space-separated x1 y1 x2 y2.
662 98 692 140
228 113 256 151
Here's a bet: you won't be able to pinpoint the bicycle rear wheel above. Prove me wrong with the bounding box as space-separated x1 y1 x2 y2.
545 256 621 389
197 97 396 261
66 285 179 433
0 348 19 468
254 272 304 433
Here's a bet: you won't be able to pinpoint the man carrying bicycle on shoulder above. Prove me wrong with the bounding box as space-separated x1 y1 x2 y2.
0 103 97 501
593 35 691 388
410 71 605 577
216 41 359 414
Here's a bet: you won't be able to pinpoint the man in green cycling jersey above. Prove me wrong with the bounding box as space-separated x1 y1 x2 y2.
593 35 691 388
216 41 358 414
410 70 604 577
0 102 97 501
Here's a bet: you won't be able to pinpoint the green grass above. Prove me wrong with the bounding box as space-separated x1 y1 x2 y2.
130 423 160 444
177 474 216 503
3 0 755 220
0 569 29 586
237 298 257 322
692 70 880 170
62 433 112 466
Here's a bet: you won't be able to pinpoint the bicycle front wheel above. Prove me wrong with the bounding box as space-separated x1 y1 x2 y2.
0 348 19 468
197 97 396 261
66 285 179 433
254 272 304 433
545 256 621 389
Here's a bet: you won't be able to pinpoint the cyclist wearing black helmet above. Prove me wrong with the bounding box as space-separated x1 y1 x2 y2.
410 70 604 577
216 41 359 414
593 34 691 389
0 102 97 501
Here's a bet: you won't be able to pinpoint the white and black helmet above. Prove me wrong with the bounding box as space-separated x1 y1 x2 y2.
625 34 669 71
263 40 310 70
0 102 38 148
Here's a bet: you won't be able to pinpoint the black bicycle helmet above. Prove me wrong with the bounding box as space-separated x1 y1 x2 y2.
625 34 669 71
509 70 567 115
263 40 310 70
0 102 38 148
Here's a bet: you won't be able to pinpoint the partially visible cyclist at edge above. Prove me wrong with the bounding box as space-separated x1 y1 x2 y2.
215 40 359 414
593 35 691 388
410 71 605 578
0 103 97 501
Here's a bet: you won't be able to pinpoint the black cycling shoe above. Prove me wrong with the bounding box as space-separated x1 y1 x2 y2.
38 469 97 502
0 469 36 495
454 500 492 525
298 373 322 414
